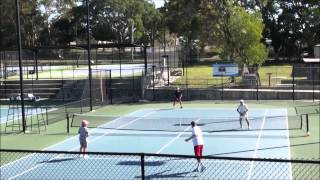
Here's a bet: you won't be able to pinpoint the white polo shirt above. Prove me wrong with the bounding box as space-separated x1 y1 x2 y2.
191 126 204 146
237 103 249 116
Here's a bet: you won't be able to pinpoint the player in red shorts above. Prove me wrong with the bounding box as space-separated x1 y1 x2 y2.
173 87 183 108
185 121 205 172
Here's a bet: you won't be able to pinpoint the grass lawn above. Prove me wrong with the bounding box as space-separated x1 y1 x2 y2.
172 63 294 88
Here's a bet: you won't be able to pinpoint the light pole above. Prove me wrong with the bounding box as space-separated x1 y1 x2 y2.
266 38 272 87
86 0 93 111
15 0 26 132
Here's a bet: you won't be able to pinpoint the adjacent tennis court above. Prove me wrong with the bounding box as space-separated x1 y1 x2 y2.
1 107 308 179
0 107 48 124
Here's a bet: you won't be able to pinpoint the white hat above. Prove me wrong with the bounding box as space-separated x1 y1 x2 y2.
240 99 244 103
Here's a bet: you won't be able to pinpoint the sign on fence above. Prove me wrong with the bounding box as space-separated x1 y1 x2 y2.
212 63 239 76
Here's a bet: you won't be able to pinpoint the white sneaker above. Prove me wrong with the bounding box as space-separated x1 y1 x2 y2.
83 155 89 159
201 166 206 172
248 126 251 130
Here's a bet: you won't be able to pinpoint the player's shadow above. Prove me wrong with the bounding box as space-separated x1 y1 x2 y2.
118 160 165 166
135 169 196 179
39 157 77 164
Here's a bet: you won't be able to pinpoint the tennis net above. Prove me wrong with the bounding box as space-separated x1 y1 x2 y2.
295 104 320 115
69 113 309 134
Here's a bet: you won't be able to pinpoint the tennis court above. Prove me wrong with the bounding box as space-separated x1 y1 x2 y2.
2 107 310 179
0 107 47 124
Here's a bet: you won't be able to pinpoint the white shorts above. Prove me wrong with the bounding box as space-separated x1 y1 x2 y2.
240 114 248 120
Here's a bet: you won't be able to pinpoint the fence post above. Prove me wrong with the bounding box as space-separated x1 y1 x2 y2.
132 69 135 96
167 55 170 86
152 65 155 101
221 75 224 101
267 73 272 87
141 153 145 180
292 64 295 101
144 46 147 76
256 79 259 101
312 74 315 102
109 70 113 104
306 114 310 136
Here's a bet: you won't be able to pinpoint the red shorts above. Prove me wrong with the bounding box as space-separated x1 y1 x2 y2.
194 145 203 157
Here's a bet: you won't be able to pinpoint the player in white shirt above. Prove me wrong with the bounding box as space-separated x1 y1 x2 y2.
237 99 250 129
185 121 205 172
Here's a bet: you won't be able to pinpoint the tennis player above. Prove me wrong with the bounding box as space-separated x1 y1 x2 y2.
79 120 89 158
185 121 205 172
173 87 183 108
237 99 250 129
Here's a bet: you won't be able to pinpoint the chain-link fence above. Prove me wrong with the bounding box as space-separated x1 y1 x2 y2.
1 149 319 180
143 64 320 101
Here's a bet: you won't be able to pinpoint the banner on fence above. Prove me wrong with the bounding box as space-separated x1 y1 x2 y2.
212 63 239 76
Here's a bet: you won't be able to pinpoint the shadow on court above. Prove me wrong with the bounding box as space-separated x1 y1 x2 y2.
136 170 197 179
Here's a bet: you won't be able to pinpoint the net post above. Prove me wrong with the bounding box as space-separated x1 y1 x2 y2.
141 153 145 180
45 107 49 125
66 113 70 134
300 114 303 129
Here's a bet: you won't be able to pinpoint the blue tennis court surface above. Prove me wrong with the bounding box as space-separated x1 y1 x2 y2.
1 108 293 179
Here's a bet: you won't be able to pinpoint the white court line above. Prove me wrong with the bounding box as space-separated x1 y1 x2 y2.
246 109 268 180
285 109 293 180
5 109 156 180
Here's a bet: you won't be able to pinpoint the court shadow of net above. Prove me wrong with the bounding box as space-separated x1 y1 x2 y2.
207 142 319 156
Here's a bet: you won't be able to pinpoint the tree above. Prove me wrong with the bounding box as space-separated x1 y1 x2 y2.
164 0 267 66
163 0 202 63
90 0 160 44
218 4 268 66
0 0 49 48
0 0 16 49
242 0 320 60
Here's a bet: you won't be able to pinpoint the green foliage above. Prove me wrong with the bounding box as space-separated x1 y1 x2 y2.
218 4 268 66
257 0 320 59
90 0 161 44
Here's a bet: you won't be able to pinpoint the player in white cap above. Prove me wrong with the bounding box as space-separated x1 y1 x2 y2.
237 99 250 129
